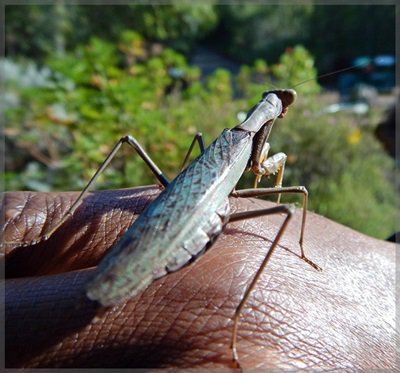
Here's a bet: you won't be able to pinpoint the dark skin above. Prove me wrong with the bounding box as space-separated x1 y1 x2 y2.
2 186 398 369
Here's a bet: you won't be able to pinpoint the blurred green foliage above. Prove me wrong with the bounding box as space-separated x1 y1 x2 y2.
210 5 313 63
4 33 397 240
269 100 396 239
5 3 218 59
208 4 394 71
6 4 394 73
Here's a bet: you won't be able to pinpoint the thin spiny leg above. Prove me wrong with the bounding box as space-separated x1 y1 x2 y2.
125 136 169 187
227 204 294 366
2 135 168 247
180 133 205 171
231 187 321 271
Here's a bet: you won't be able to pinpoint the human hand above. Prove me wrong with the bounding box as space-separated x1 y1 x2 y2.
3 187 398 369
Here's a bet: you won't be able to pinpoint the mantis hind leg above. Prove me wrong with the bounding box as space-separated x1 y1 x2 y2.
2 135 169 248
227 202 321 367
2 133 206 248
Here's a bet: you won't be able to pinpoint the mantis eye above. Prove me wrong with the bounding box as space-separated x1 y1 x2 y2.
279 89 297 107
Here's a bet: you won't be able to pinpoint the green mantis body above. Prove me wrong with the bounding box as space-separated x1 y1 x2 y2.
84 88 320 364
4 88 320 366
86 91 292 305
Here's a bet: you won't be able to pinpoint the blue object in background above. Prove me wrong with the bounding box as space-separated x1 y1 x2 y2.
338 54 395 98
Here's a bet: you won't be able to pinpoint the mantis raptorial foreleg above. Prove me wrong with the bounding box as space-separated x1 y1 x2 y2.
252 142 287 203
2 133 205 248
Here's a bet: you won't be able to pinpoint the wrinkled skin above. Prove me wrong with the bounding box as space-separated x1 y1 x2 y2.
2 186 398 370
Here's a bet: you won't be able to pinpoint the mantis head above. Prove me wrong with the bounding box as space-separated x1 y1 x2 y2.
263 89 297 118
235 88 297 133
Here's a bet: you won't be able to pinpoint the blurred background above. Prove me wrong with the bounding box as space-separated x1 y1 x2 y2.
2 2 398 240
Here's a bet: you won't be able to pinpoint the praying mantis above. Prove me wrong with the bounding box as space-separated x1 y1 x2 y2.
4 88 322 367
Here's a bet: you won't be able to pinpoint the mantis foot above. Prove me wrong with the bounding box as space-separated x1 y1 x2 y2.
301 255 322 272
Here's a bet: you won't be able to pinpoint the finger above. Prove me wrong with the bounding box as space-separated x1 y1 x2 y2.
2 186 161 277
5 198 397 369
